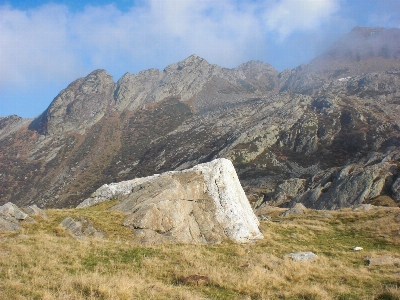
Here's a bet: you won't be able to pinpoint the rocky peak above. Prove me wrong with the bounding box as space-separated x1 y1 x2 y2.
33 69 115 136
280 26 400 94
323 26 400 61
0 115 32 141
175 54 210 70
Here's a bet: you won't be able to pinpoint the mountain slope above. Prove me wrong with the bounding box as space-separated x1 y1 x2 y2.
1 27 400 209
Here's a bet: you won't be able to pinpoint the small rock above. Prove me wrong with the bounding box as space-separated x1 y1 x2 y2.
267 261 278 267
60 217 104 239
353 246 363 251
284 251 318 262
394 213 400 222
280 203 307 217
368 256 400 266
21 205 48 220
352 204 375 211
0 215 22 232
258 215 270 221
0 202 28 220
180 275 209 286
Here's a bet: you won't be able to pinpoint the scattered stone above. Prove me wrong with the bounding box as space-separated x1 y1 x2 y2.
180 275 209 286
321 213 332 217
280 203 307 217
0 202 40 232
352 204 375 211
0 214 21 232
368 256 400 266
84 158 263 244
258 215 270 221
353 246 363 251
394 213 400 222
60 217 105 239
285 251 318 262
267 261 279 267
21 205 48 220
0 202 28 220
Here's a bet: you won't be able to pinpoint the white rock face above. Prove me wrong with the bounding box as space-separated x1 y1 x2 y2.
191 158 262 243
78 158 263 244
77 177 155 208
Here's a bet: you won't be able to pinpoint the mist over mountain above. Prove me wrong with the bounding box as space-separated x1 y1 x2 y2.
1 26 400 209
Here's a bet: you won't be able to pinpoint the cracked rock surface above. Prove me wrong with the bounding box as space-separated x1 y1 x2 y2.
79 158 263 244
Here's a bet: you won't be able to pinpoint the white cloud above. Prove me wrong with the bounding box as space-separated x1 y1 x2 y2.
0 0 341 92
0 4 82 88
264 0 339 39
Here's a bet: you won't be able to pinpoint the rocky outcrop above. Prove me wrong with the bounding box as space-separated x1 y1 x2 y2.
288 149 400 209
0 115 32 141
0 202 46 232
79 158 263 244
59 217 105 239
32 69 115 135
21 205 48 220
271 178 306 206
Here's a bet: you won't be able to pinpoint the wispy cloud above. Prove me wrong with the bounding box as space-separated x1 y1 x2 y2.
264 0 339 39
0 0 344 93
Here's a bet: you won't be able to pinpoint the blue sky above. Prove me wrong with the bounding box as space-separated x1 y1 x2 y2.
1 0 399 118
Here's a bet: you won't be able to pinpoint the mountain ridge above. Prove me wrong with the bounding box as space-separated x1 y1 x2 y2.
1 26 400 209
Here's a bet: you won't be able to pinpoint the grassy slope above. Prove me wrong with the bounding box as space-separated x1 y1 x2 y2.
0 202 399 300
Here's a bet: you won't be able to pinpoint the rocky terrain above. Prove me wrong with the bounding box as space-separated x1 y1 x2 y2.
1 26 400 210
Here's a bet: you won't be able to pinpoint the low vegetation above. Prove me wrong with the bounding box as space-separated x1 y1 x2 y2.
1 201 399 299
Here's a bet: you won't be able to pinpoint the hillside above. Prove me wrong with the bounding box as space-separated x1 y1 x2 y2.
1 201 399 299
0 26 400 209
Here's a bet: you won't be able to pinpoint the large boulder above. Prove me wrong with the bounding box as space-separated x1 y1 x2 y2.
79 158 263 244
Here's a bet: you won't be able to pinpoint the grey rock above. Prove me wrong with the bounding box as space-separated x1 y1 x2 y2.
272 178 306 206
258 215 270 221
85 158 263 244
290 149 399 209
60 217 104 239
280 203 307 217
392 178 400 201
285 251 318 262
368 256 400 266
0 215 22 232
21 205 48 220
352 204 375 211
0 202 28 220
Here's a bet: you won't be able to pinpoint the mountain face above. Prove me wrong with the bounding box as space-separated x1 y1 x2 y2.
1 27 400 209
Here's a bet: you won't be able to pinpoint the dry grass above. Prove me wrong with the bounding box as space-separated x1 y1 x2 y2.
1 203 399 299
